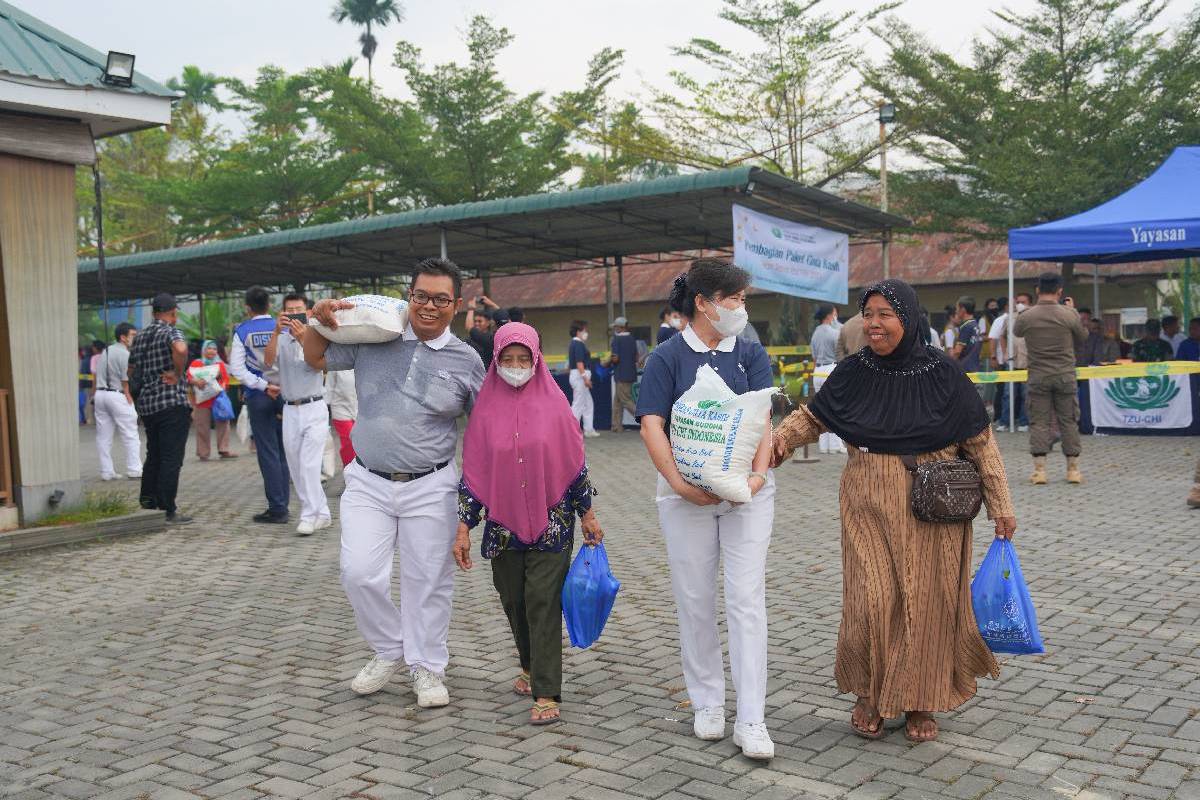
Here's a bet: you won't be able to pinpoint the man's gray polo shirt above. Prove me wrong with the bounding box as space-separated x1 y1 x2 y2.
96 342 130 391
325 327 485 473
277 333 325 402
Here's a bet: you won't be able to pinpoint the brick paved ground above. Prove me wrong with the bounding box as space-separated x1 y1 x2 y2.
1 425 1198 799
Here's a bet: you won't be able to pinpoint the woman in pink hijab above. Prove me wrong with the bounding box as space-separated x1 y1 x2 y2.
454 322 605 725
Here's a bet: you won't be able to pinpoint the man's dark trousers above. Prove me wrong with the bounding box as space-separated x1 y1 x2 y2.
139 405 191 514
246 390 290 516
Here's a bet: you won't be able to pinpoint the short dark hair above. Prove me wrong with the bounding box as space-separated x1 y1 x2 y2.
91 339 106 352
282 292 307 308
412 257 463 298
508 306 524 323
984 297 998 308
1145 318 1161 335
995 297 1008 312
659 306 672 321
245 286 270 313
1162 314 1179 327
956 296 976 315
1077 306 1091 316
1037 272 1062 295
114 322 136 340
1189 316 1200 328
1016 292 1033 303
669 258 750 318
570 320 588 338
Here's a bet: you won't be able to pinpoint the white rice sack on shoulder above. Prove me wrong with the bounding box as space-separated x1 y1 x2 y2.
670 364 777 503
310 294 409 344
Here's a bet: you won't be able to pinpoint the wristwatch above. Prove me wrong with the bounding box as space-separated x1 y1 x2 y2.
749 471 768 483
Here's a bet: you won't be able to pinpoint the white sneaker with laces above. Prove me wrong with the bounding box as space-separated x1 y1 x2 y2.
313 516 333 531
693 706 726 741
296 520 315 536
351 655 399 695
733 722 775 760
584 431 601 439
413 666 450 708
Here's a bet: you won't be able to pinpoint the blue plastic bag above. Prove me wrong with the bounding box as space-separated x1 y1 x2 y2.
971 539 1045 655
212 391 235 422
561 542 620 648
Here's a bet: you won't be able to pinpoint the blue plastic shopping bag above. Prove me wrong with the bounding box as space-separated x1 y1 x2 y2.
971 539 1045 655
212 391 235 422
561 542 620 648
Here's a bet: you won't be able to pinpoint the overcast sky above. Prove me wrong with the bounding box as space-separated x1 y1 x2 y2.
34 0 1193 116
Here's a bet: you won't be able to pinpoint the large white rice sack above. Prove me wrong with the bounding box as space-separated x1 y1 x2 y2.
187 364 222 404
310 294 408 344
670 364 777 503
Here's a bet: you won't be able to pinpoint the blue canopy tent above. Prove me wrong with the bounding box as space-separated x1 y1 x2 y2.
1005 145 1200 435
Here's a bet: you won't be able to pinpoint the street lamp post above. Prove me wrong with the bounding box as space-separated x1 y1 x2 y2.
878 102 896 279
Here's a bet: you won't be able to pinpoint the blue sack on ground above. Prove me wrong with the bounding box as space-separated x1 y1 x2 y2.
971 538 1045 655
212 391 235 422
561 542 620 648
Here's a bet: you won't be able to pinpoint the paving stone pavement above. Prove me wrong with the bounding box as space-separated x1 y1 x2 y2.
1 425 1198 799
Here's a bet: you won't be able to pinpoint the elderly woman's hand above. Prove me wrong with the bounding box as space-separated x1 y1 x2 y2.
453 523 473 571
994 516 1017 541
771 436 794 468
581 510 604 545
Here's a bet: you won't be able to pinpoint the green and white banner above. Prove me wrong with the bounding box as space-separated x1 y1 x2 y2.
732 204 849 304
1090 374 1193 429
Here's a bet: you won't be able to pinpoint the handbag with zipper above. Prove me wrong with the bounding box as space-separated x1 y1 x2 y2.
900 452 983 523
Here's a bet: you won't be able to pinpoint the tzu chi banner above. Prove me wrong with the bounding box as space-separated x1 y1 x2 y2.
1089 373 1193 429
732 204 849 304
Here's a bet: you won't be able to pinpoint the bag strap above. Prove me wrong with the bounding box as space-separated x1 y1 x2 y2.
900 454 919 473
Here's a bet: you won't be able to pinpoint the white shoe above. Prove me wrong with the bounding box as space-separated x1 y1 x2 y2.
413 667 450 708
100 474 120 481
834 446 848 454
313 516 333 531
583 431 601 439
734 722 774 760
127 473 142 480
693 706 726 741
818 447 829 454
1018 425 1029 432
296 520 315 536
351 655 399 695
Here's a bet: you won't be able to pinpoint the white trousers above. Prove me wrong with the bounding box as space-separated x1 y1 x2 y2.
94 391 141 478
339 460 459 672
322 429 337 480
812 367 844 453
282 400 330 524
569 370 595 433
656 473 776 724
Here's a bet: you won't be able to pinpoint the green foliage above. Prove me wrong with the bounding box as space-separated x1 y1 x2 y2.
330 0 405 83
32 492 135 528
176 297 245 344
865 0 1200 235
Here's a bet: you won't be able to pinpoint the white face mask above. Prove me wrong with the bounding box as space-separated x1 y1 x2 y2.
578 330 589 342
1016 303 1027 312
498 366 534 388
704 301 748 338
669 316 683 330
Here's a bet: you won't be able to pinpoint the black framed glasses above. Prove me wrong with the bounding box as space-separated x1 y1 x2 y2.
410 290 455 309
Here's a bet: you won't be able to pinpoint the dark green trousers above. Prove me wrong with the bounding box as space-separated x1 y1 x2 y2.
491 545 573 701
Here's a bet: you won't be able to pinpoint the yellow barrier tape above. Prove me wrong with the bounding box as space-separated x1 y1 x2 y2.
968 361 1200 384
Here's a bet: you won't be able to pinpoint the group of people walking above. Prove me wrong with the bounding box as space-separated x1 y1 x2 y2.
279 255 1019 761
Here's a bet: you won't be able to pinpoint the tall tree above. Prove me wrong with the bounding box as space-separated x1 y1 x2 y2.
865 0 1200 236
330 0 404 85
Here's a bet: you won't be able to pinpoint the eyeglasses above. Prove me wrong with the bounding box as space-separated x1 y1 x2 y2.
410 290 455 309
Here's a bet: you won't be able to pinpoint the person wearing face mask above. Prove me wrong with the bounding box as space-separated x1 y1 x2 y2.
567 321 599 438
636 258 777 761
658 306 684 344
453 322 605 726
995 293 1031 431
810 305 846 455
773 279 1016 745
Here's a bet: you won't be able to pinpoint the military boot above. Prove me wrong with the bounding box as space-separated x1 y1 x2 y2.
1065 456 1083 484
1030 456 1047 485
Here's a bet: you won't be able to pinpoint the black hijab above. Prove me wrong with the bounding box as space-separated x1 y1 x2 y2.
808 279 991 455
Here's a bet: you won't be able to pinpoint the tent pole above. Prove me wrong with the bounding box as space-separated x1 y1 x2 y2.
1008 259 1015 434
198 291 206 342
1185 257 1193 321
1092 263 1100 322
616 254 625 318
440 229 447 260
604 257 613 330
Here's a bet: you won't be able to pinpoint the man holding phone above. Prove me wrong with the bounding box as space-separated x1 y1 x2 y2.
264 293 330 535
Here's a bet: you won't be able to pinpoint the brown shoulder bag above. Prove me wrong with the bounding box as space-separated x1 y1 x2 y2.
900 452 983 523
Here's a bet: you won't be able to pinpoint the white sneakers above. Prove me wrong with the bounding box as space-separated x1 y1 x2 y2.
413 666 449 707
583 431 601 439
734 722 775 760
313 516 332 531
693 706 726 740
297 517 333 536
351 655 400 695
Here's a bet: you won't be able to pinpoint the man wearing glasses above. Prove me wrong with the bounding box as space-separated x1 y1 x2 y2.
304 258 486 708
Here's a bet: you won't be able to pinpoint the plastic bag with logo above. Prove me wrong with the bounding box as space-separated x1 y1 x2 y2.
970 539 1045 655
561 542 620 649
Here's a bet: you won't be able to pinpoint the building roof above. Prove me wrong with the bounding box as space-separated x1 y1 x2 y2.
78 166 909 302
0 1 174 97
461 233 1177 310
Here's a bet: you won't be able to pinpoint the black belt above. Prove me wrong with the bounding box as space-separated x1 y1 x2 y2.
285 395 325 406
97 387 120 392
355 457 449 483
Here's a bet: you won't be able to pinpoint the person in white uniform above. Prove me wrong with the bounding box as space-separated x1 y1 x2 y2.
635 259 778 761
567 321 598 437
304 258 486 709
265 293 330 535
93 322 142 481
810 305 846 455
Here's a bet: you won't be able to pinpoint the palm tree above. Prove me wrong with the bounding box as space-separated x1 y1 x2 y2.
166 65 226 113
330 0 404 86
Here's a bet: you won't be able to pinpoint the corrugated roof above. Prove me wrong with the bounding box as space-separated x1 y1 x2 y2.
0 0 175 97
77 167 910 302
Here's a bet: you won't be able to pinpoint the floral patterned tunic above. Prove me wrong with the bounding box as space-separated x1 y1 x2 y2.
458 466 594 559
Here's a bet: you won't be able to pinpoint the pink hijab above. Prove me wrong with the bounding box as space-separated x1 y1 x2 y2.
461 322 586 545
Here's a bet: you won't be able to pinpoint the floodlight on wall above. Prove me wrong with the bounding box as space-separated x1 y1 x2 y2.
102 51 136 88
878 102 897 125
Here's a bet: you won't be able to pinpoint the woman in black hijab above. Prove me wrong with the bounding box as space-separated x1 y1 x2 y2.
773 279 1017 743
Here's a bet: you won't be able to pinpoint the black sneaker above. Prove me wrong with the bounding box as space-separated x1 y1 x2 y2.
165 513 194 526
253 510 290 524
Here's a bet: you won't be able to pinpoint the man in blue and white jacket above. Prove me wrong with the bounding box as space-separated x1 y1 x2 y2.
230 286 290 523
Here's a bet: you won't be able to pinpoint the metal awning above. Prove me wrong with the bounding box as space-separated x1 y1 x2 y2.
78 166 909 303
